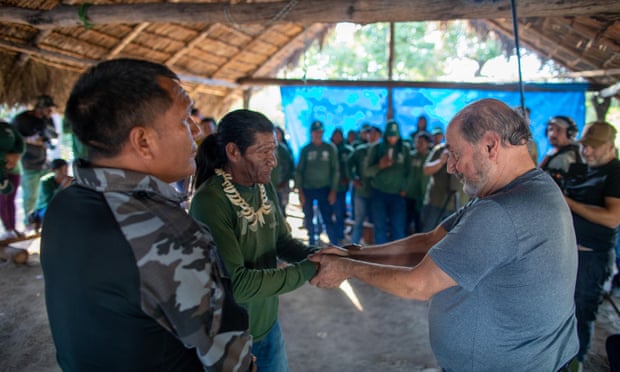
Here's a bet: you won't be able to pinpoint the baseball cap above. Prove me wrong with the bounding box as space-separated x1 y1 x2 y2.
361 123 371 132
432 127 443 135
385 121 400 137
579 121 617 148
50 158 68 170
310 120 324 132
35 95 57 109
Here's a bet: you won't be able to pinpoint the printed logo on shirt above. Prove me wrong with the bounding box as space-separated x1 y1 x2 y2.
321 151 330 161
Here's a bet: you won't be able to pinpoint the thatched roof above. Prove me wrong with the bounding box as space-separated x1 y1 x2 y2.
1 0 619 117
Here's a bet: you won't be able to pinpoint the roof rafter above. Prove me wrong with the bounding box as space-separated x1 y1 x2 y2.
3 1 620 29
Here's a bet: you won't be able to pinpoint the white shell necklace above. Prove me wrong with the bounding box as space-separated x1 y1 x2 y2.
215 168 272 233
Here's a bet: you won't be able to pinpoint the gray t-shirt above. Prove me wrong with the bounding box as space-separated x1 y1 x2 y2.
428 169 578 371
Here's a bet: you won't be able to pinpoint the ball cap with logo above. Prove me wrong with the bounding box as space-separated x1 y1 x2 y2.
579 121 617 148
310 120 324 132
385 121 400 137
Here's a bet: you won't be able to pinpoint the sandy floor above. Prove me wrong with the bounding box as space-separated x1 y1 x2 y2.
1 232 620 371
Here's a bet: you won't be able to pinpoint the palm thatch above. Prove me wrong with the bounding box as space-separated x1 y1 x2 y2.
0 0 619 117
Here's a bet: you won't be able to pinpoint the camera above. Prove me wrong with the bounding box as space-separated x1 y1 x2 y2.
549 163 587 196
38 123 58 150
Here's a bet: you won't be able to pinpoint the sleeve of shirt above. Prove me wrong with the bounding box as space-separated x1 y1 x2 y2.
295 147 306 189
134 206 253 372
364 143 381 178
400 146 412 192
429 199 518 291
605 162 620 199
190 187 315 303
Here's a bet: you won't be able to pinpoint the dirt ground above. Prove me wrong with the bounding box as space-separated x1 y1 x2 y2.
1 233 620 372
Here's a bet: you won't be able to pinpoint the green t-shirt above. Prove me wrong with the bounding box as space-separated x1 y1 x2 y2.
365 141 411 195
334 142 353 192
295 142 339 190
347 143 372 198
405 150 430 205
189 174 316 341
34 172 59 211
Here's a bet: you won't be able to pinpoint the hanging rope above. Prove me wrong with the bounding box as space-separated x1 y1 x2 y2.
510 0 526 111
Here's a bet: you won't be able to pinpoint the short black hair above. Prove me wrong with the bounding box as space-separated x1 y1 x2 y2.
65 58 179 159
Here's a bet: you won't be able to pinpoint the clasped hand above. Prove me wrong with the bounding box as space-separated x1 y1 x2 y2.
309 246 352 288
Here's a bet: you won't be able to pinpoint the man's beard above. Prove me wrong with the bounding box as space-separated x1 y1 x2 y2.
457 152 489 198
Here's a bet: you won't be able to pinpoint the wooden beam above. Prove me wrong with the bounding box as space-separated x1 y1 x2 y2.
0 38 96 67
3 1 620 29
236 77 605 91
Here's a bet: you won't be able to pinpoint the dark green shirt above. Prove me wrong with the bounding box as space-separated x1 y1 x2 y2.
296 142 339 190
190 174 317 341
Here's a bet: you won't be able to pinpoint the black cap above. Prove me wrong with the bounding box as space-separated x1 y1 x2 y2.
50 158 68 170
35 95 56 109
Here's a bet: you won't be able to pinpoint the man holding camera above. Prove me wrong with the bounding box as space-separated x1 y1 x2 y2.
540 115 584 183
564 121 620 366
12 95 58 227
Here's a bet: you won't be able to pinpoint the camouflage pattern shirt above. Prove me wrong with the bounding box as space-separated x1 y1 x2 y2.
41 162 253 371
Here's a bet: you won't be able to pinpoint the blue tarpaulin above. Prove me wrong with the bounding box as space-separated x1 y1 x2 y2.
280 83 588 163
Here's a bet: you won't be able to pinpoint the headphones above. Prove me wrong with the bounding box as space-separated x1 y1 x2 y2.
546 115 578 139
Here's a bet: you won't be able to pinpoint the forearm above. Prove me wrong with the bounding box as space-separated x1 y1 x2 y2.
339 257 443 300
566 197 620 229
423 158 445 176
351 226 445 257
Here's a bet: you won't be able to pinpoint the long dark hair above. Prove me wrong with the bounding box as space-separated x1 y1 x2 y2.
194 109 275 189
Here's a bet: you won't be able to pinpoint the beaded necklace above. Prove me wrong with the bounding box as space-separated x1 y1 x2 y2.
215 168 272 233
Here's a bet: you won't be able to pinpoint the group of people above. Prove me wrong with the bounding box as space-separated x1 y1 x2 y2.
295 114 465 248
0 95 72 240
31 56 619 372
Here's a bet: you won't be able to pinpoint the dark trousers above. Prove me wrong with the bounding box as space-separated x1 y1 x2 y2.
574 250 613 361
302 187 337 246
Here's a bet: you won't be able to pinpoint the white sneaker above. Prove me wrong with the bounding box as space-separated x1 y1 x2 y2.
0 230 18 240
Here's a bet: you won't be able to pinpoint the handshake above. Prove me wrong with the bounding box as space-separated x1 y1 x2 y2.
308 244 360 288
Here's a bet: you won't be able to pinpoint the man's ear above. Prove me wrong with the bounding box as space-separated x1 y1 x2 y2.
128 126 156 160
225 142 241 163
484 131 500 160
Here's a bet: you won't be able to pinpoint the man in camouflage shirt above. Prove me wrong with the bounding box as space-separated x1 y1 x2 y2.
40 59 253 372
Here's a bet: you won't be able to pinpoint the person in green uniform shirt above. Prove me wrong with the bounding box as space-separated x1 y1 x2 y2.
28 158 73 228
295 120 339 245
330 128 354 244
271 126 295 216
364 120 411 244
190 109 318 372
347 125 382 244
404 132 432 234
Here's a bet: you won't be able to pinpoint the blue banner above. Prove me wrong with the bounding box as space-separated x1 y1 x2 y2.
281 83 588 163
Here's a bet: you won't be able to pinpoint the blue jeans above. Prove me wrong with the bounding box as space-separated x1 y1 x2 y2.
252 320 289 372
333 190 348 242
351 194 370 244
370 189 406 244
574 250 613 361
302 187 337 245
